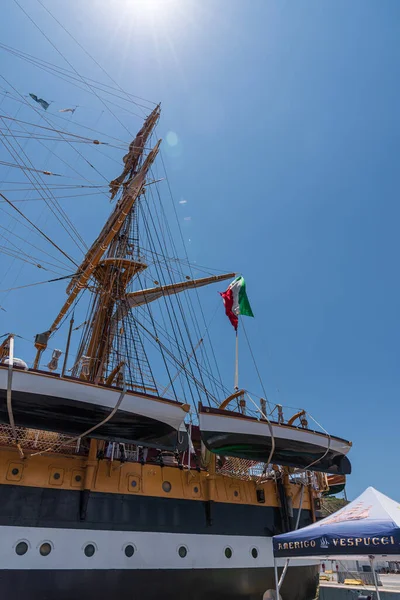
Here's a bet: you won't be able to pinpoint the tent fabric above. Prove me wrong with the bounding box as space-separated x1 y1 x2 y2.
273 487 400 558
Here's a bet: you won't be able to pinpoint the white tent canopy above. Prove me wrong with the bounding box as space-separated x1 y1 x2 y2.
271 487 400 599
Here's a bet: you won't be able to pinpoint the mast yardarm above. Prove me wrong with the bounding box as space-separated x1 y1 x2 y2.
32 106 235 386
33 105 161 369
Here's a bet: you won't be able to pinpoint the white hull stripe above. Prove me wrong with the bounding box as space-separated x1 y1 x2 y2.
199 413 350 455
0 526 317 570
0 369 185 431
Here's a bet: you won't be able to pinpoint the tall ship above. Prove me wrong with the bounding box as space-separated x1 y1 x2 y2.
0 46 351 600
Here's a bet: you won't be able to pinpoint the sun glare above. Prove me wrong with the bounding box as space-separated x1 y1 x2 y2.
124 0 179 21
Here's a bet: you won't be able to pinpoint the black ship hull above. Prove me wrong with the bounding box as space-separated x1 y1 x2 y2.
0 484 318 600
0 566 319 600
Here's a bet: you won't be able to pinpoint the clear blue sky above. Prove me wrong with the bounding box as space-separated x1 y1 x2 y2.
0 0 399 501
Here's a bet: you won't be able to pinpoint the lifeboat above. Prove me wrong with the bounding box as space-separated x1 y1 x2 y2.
0 364 189 451
199 397 351 476
323 474 347 496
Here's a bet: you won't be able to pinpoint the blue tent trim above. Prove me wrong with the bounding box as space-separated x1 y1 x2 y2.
273 487 400 558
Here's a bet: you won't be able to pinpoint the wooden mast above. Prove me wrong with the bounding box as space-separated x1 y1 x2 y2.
33 106 161 369
32 105 236 389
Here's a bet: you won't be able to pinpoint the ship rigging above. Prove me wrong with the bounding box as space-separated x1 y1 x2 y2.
0 20 349 599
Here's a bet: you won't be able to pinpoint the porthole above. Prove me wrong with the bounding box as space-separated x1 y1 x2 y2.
162 481 172 493
11 468 19 476
193 486 199 493
178 545 187 558
39 542 52 556
225 547 233 559
75 475 82 482
84 543 96 557
53 473 61 480
251 547 258 559
124 544 135 558
233 490 239 497
15 541 28 556
131 480 137 488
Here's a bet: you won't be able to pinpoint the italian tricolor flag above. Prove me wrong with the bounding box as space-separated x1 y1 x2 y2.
220 276 254 331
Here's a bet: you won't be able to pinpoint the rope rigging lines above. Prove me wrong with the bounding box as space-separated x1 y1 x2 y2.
12 0 146 136
0 41 155 112
0 111 89 255
0 4 240 412
0 192 79 268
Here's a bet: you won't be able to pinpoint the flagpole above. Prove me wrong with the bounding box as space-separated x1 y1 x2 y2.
370 556 381 600
274 558 280 600
234 321 239 391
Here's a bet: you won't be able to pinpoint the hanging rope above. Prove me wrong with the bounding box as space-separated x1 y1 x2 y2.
278 483 306 590
0 272 77 294
30 364 127 457
4 335 24 457
241 319 273 412
0 193 78 267
302 413 332 473
245 392 276 467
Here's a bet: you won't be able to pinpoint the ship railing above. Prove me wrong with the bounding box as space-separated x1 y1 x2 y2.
216 458 321 489
215 455 276 483
224 391 305 428
0 424 89 455
0 422 322 491
229 392 332 442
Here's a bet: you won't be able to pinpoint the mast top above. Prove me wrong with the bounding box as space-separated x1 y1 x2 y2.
33 108 161 367
31 103 234 400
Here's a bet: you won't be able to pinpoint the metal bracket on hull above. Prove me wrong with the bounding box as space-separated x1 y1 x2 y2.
276 480 293 533
80 439 98 521
204 500 213 527
79 489 90 521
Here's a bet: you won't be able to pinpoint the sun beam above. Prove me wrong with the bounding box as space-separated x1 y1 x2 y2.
123 0 179 23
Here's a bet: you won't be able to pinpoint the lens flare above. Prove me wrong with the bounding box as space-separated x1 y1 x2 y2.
166 131 179 146
123 0 179 21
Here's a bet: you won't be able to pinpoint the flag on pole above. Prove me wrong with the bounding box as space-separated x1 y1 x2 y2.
59 108 76 114
29 93 50 110
220 276 254 330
